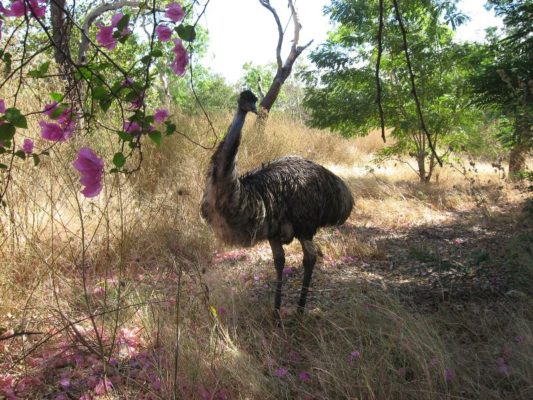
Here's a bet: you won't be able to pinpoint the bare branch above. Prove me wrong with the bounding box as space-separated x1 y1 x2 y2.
259 0 284 69
78 1 142 63
259 0 313 112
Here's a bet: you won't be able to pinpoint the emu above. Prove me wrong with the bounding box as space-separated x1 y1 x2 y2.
201 91 353 318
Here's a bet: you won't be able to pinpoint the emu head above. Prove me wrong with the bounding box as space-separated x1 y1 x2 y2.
238 90 258 114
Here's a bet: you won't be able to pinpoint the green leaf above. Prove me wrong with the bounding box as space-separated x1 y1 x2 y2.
32 154 40 166
148 131 162 145
92 86 107 100
5 108 27 128
150 49 163 58
3 52 12 77
100 98 112 113
0 147 5 154
14 150 26 160
113 152 126 168
77 66 93 80
176 24 196 42
118 131 133 141
50 92 64 102
50 105 66 119
109 168 119 173
165 122 176 136
0 163 8 170
0 123 16 141
28 61 50 78
140 55 152 64
116 14 130 32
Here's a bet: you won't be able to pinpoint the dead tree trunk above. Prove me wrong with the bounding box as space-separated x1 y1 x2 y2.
257 0 312 127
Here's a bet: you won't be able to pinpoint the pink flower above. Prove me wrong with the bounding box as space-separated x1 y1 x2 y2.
122 77 134 87
79 393 93 400
165 2 184 22
73 147 104 198
22 138 33 154
124 121 141 134
496 358 510 376
217 306 227 316
0 99 5 114
96 23 117 51
444 368 456 382
40 121 67 141
44 102 59 116
93 286 105 295
110 13 124 28
129 94 145 110
94 377 113 396
298 371 312 382
156 24 173 42
349 351 361 362
2 0 46 18
154 109 169 123
274 368 288 378
118 327 141 356
514 335 525 343
59 377 71 389
171 39 188 76
282 266 295 277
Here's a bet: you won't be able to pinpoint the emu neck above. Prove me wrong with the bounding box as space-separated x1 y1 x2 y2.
216 108 247 180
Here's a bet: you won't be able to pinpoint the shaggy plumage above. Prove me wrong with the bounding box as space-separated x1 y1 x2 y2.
201 91 353 317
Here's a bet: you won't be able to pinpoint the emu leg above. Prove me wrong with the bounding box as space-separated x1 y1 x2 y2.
269 238 285 319
298 239 317 313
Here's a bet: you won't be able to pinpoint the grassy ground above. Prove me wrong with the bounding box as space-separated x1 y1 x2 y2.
1 111 532 399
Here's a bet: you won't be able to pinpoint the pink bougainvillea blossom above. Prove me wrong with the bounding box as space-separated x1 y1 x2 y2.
22 138 33 154
40 121 66 141
496 357 510 376
118 327 142 357
110 12 124 28
124 121 141 134
94 376 113 396
95 23 117 51
40 103 77 141
44 102 59 116
165 2 184 22
171 39 188 76
298 371 312 382
274 368 288 378
0 99 5 114
73 147 104 198
156 24 173 42
154 109 169 123
445 368 456 382
129 94 145 110
1 0 46 18
0 374 15 399
349 350 361 362
59 376 71 389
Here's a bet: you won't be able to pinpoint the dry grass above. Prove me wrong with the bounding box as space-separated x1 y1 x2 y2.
1 107 531 399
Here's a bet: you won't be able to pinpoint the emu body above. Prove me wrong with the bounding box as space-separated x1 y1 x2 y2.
201 91 353 316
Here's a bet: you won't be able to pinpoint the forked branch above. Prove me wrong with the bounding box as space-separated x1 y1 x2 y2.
258 0 313 113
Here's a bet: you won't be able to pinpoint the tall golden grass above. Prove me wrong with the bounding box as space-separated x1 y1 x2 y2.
0 103 531 399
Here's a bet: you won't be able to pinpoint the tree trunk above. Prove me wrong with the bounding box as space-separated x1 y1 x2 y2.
509 115 531 180
51 0 71 70
508 143 527 180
